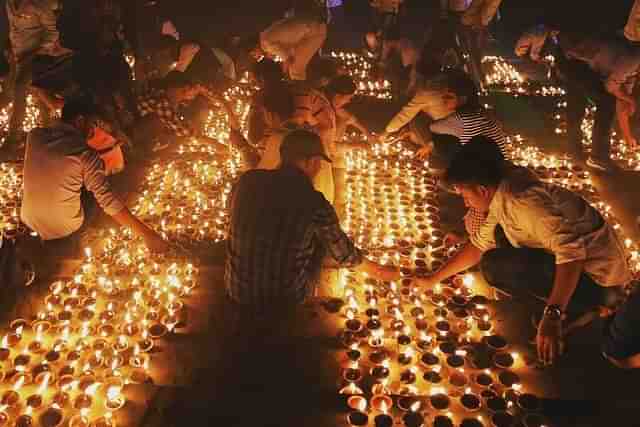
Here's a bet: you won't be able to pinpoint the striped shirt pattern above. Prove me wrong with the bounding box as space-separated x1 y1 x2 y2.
225 167 362 312
430 108 507 154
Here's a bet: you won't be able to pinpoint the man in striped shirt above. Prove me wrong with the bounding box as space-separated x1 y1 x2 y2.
225 129 399 314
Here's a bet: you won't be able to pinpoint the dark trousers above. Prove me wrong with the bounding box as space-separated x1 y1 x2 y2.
561 59 616 160
481 247 625 315
602 289 640 359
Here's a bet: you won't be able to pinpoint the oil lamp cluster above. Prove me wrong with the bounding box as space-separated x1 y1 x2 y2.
0 226 199 427
0 163 28 238
330 51 393 100
338 143 547 427
481 56 564 97
0 95 42 144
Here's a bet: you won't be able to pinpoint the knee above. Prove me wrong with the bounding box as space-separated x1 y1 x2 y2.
479 249 503 287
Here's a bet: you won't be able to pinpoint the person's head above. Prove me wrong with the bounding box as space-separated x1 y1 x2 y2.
326 75 357 108
426 70 479 113
262 83 296 125
279 129 331 178
444 137 506 212
252 58 284 87
61 96 101 141
162 71 201 102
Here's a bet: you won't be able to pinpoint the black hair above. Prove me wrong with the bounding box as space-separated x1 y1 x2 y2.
444 136 506 188
61 96 100 122
160 70 196 90
262 82 295 122
307 56 341 87
443 69 480 111
253 58 284 87
326 75 357 96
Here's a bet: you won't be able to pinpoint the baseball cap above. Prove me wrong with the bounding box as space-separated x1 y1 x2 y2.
280 129 332 163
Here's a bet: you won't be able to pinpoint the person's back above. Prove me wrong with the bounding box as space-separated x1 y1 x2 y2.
225 166 328 308
21 122 121 240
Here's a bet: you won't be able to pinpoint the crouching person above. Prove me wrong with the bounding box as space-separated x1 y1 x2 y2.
415 140 632 366
21 97 168 256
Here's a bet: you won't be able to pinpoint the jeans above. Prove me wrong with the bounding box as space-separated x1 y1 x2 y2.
481 247 625 315
560 59 615 160
602 289 640 359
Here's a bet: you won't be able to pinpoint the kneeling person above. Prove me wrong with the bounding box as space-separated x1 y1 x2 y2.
226 130 398 313
416 141 632 365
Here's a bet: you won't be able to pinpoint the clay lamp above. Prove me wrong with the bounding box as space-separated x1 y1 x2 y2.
460 388 482 412
460 418 484 427
403 411 425 427
491 412 515 427
493 352 515 369
433 415 454 427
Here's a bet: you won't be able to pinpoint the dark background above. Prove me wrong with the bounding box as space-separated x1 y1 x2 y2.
0 0 635 51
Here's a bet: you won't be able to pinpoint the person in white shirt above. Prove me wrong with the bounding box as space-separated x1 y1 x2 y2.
416 140 632 366
4 0 72 151
256 15 327 81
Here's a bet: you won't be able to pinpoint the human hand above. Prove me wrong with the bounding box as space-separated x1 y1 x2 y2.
444 232 464 247
415 145 433 160
536 313 564 365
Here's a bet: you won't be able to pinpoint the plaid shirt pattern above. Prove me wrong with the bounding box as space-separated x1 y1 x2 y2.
465 207 487 238
137 89 194 138
225 167 362 311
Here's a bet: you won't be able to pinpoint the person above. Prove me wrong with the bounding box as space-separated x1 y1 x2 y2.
247 59 295 148
287 75 370 202
257 14 327 81
457 0 502 89
136 71 228 151
380 67 457 147
624 0 640 43
514 24 559 63
374 29 423 97
20 97 168 254
3 0 72 152
368 0 404 48
226 129 399 313
415 140 632 366
427 70 506 167
325 75 373 144
557 31 640 169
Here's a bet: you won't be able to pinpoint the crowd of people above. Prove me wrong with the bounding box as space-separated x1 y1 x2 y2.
1 2 640 410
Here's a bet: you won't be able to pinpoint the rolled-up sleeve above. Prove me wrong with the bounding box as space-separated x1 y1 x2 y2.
313 198 363 268
81 151 125 216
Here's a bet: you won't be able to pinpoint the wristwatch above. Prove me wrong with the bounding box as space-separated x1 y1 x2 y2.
543 304 563 321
